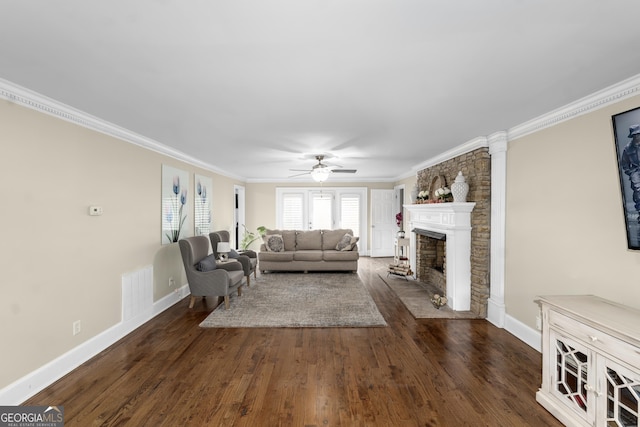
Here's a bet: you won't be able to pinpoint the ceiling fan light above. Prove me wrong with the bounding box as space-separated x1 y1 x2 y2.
311 167 330 182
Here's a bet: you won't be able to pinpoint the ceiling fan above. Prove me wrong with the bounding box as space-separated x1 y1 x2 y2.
289 155 357 182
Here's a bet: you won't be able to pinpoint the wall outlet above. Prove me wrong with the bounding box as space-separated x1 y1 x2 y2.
73 320 81 336
535 315 542 331
169 277 175 288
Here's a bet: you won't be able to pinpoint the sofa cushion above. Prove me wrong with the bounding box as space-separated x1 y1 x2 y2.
266 229 296 251
321 229 352 250
336 233 359 251
323 250 359 261
258 251 294 262
296 230 322 250
263 234 284 252
196 254 218 271
293 250 324 262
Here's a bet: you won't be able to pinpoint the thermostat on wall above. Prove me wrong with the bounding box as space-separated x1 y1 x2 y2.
89 206 103 216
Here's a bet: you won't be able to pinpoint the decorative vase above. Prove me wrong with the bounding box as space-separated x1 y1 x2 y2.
451 171 469 202
397 230 405 238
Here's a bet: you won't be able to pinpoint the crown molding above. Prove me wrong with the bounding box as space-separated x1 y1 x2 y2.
5 72 640 183
0 78 245 181
408 73 640 175
411 136 488 174
507 73 640 141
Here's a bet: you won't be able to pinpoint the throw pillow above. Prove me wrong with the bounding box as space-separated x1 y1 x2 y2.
344 235 360 251
263 234 284 252
196 254 218 271
336 233 354 251
336 234 359 251
228 249 239 259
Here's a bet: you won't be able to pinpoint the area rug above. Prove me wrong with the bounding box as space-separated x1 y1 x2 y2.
380 273 480 319
199 272 387 328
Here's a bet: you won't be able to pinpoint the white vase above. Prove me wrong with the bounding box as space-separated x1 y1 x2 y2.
451 171 469 202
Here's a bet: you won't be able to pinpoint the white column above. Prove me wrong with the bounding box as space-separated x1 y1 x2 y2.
487 131 508 327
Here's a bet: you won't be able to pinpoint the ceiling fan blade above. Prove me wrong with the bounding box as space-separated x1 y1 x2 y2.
331 169 357 173
289 168 312 172
288 171 311 178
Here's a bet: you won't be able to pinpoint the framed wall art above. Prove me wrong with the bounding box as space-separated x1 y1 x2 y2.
161 165 191 244
194 174 212 236
612 106 640 250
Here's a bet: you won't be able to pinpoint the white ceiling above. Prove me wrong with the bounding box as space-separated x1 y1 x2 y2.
2 1 640 182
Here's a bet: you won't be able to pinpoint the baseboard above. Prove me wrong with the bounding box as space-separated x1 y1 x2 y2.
0 285 190 405
504 313 541 352
486 298 506 328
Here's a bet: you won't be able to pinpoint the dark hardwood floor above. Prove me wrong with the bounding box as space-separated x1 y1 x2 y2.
25 258 561 426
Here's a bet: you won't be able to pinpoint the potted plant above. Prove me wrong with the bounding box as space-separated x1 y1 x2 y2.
240 225 267 250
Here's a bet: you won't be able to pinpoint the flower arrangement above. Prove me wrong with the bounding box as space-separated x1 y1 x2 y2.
434 186 452 202
165 175 188 243
417 190 429 203
395 212 403 228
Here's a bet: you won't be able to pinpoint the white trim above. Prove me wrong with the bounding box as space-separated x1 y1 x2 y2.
0 78 244 181
504 314 542 352
0 285 190 405
504 313 541 352
247 176 397 184
411 136 489 173
407 73 640 176
3 73 640 185
508 73 640 141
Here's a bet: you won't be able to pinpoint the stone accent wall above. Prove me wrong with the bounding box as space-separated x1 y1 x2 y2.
415 147 491 317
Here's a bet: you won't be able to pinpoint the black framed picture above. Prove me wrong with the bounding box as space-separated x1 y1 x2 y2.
612 106 640 250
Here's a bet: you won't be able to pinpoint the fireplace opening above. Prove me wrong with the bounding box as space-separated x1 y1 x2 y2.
414 228 447 296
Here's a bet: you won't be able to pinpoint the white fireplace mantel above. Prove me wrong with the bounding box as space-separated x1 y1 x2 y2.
403 202 476 311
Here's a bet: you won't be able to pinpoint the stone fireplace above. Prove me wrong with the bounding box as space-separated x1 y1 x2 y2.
404 203 475 311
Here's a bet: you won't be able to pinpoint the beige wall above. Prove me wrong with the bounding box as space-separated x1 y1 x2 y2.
505 94 640 329
394 174 417 231
0 100 242 389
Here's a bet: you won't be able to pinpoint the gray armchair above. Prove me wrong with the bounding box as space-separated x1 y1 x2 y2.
210 230 257 286
179 236 244 309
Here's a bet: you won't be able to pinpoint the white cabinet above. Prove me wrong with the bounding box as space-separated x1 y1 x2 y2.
536 295 640 427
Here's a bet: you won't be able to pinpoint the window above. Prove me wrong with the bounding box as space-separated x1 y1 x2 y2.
339 194 360 237
282 193 304 229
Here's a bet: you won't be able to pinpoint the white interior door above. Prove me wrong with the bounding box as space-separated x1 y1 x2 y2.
370 189 395 257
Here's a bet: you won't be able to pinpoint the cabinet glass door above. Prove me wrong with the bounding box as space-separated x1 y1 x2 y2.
604 358 640 427
550 331 592 420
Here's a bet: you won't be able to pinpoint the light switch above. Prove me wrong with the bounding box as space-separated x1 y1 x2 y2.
89 206 103 216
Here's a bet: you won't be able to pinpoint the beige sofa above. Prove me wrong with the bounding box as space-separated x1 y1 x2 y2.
258 229 359 273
